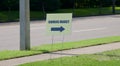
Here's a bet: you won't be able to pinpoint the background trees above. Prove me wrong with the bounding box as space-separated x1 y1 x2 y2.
0 0 61 11
0 0 120 11
30 0 61 11
0 0 19 11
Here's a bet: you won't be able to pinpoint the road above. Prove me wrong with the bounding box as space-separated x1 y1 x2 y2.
0 15 120 50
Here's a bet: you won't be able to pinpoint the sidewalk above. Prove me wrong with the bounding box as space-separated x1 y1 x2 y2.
0 42 120 66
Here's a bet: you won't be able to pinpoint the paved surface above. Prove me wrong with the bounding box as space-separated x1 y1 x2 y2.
0 15 120 50
0 42 120 66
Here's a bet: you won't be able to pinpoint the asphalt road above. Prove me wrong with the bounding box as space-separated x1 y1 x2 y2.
0 15 120 50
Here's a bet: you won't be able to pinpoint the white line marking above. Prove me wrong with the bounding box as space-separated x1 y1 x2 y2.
73 27 107 33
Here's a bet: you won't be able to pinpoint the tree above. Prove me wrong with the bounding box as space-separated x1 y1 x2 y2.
60 0 74 8
0 0 61 11
112 0 116 14
30 0 61 11
0 0 19 10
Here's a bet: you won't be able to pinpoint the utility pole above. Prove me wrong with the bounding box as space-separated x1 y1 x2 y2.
20 0 30 50
112 0 116 14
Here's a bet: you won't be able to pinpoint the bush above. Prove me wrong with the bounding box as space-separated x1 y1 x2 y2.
0 0 61 11
0 13 7 22
30 0 61 11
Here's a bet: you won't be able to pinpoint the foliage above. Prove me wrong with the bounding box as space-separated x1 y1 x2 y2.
60 0 74 8
0 13 7 22
0 0 120 11
60 0 120 8
30 0 61 11
0 0 19 11
0 0 61 11
0 7 120 22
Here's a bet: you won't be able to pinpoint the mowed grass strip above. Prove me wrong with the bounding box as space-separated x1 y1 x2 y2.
32 36 120 52
19 48 120 66
97 48 120 56
0 36 120 61
19 55 120 66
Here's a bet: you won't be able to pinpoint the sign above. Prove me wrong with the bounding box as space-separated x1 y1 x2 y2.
46 13 72 35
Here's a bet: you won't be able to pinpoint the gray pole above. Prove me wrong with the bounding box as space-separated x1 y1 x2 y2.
20 0 30 50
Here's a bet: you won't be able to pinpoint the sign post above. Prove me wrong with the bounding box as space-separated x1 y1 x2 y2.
46 13 72 65
20 0 30 50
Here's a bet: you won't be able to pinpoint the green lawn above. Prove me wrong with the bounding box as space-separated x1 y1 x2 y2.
19 48 120 66
0 7 120 22
0 36 120 61
97 48 120 56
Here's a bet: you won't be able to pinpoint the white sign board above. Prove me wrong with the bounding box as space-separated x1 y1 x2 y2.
46 13 72 35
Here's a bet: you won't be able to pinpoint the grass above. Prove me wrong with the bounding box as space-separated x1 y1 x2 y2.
97 49 120 57
19 55 120 66
0 11 19 22
19 48 120 66
0 7 120 22
0 36 120 61
32 36 120 52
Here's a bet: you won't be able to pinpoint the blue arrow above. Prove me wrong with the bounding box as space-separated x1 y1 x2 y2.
51 26 65 32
